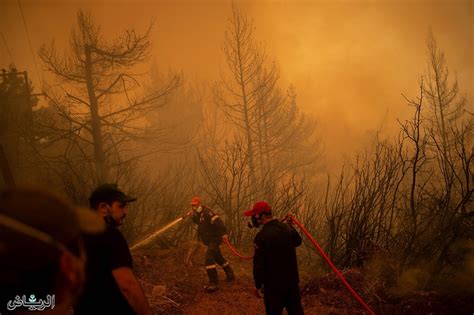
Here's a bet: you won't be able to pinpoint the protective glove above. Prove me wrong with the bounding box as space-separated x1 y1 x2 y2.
182 211 192 219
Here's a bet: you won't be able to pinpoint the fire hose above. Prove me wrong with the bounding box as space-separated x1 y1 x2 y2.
285 215 375 315
223 214 375 315
129 211 375 314
222 237 253 260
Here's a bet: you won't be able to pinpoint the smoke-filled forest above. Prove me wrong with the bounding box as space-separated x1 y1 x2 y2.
1 0 472 314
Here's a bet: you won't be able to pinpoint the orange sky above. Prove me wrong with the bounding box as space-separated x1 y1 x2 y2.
1 0 472 169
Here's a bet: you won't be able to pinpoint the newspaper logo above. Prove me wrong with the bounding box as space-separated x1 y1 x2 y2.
6 294 55 311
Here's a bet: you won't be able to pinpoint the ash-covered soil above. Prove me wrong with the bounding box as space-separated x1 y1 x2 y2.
133 241 473 315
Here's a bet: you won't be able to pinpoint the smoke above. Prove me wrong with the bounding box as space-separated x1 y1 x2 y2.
385 239 474 297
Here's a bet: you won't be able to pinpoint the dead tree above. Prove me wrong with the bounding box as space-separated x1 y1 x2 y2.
196 135 253 245
421 30 473 270
321 137 407 267
213 4 266 193
423 29 467 204
214 4 318 199
398 79 430 266
37 10 179 190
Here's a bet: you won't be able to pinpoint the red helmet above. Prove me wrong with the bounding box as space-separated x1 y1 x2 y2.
244 201 272 217
190 196 202 206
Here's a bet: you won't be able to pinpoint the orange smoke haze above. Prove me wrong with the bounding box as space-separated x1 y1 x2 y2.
1 0 472 170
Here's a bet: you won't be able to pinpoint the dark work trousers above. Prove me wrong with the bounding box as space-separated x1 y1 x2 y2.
263 285 304 315
205 241 227 266
205 241 227 284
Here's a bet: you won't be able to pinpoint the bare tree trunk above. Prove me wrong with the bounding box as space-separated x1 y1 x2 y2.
235 27 258 193
84 45 106 183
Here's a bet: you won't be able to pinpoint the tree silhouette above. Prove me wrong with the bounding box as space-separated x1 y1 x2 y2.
37 10 179 187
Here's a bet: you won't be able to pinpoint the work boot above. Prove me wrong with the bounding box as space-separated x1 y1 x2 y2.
223 265 235 282
204 284 218 293
205 267 219 292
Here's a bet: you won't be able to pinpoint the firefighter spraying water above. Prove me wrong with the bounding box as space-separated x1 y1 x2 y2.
127 198 374 313
188 196 235 292
129 196 235 293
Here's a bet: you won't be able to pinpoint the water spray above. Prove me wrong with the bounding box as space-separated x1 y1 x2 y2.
130 212 192 251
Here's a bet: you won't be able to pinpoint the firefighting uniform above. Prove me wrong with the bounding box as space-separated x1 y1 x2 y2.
192 207 234 284
253 219 304 315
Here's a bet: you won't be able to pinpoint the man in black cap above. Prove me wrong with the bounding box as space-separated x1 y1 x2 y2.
245 201 304 315
74 184 152 315
0 187 104 314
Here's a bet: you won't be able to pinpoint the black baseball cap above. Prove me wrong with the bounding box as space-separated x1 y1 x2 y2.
89 183 137 209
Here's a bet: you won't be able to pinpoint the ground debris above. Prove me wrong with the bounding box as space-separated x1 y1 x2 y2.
133 243 473 314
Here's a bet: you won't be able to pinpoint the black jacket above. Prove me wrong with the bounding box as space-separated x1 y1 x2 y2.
253 219 302 290
191 207 226 245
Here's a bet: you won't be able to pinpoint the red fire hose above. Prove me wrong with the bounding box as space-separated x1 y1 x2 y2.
286 214 375 315
222 237 253 260
223 214 375 315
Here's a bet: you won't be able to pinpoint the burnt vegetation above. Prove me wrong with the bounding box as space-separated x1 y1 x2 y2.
1 6 472 314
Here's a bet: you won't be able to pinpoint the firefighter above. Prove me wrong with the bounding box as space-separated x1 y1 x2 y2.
245 201 304 315
189 196 235 292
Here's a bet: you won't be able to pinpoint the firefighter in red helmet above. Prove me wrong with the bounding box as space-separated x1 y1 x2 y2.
189 196 235 292
245 201 304 315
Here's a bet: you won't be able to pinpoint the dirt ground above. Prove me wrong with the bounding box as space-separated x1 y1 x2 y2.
133 241 473 315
